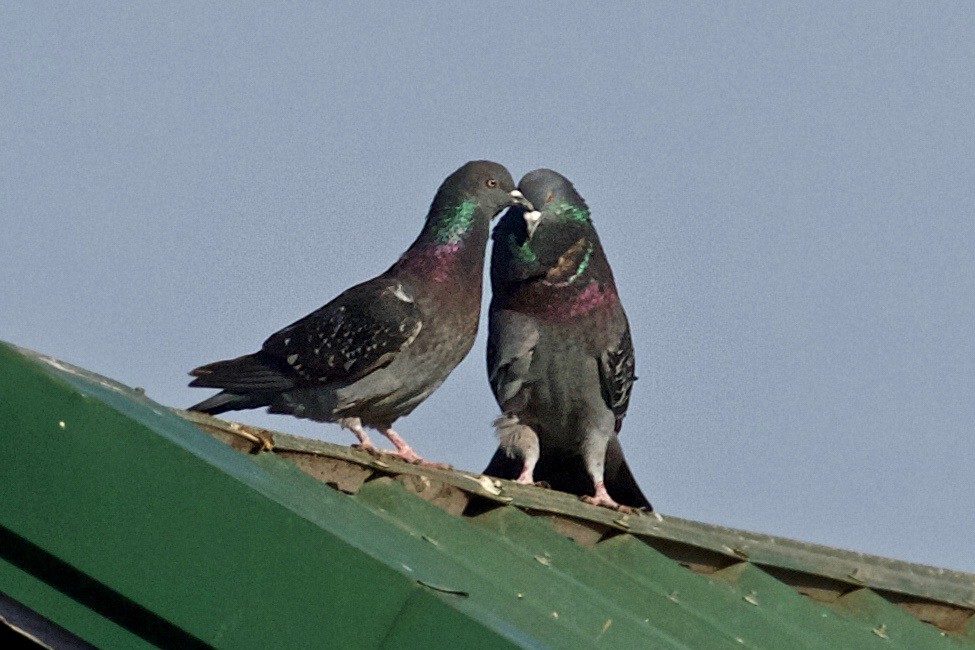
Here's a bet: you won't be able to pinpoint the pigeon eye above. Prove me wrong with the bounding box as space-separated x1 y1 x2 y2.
486 178 498 188
546 192 555 204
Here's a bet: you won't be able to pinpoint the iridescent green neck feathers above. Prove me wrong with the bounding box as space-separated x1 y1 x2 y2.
432 200 479 244
550 202 591 223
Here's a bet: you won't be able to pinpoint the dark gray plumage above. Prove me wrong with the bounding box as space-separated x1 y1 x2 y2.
189 160 533 464
483 169 651 510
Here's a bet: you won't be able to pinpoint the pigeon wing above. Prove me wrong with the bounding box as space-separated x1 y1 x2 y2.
262 278 423 386
597 323 636 433
486 308 539 412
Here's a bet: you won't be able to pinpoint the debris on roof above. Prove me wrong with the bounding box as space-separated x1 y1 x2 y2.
2 341 973 648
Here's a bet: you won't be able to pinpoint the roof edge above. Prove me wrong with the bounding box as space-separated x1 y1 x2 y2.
176 408 975 612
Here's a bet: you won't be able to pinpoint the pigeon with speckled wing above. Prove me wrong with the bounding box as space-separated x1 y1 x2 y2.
189 161 534 464
483 169 652 510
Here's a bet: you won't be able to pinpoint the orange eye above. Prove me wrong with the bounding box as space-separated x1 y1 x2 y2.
546 192 555 204
486 178 498 188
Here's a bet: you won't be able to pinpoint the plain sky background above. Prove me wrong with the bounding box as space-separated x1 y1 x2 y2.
2 3 973 573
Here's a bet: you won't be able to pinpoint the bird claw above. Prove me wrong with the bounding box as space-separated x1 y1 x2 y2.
352 443 382 457
513 476 550 489
392 445 422 464
580 494 631 512
411 459 453 470
397 447 451 469
580 481 633 511
352 442 449 469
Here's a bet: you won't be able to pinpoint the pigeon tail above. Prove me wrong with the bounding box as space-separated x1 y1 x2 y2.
188 353 294 392
483 446 524 479
603 436 653 511
188 391 273 415
188 352 291 415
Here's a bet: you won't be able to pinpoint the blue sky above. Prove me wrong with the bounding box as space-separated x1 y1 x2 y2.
2 3 972 572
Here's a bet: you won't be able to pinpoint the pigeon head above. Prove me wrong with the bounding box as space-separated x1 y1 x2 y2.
422 161 535 247
517 169 591 237
437 160 534 216
489 168 616 299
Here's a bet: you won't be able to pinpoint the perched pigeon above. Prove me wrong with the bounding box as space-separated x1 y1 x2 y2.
483 169 651 510
189 161 534 464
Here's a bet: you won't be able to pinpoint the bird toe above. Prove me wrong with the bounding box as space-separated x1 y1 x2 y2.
581 494 626 511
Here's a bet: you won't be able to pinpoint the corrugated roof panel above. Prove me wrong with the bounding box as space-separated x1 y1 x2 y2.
593 535 829 648
355 479 678 647
828 588 964 647
0 343 523 648
2 341 973 648
711 563 936 648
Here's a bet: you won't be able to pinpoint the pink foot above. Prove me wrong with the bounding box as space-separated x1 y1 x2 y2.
413 458 453 470
514 467 535 484
342 418 381 456
352 441 378 455
513 476 548 488
395 445 422 464
397 446 452 469
379 427 451 469
580 482 631 512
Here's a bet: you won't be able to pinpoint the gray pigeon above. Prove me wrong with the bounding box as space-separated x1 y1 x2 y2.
483 169 651 510
189 161 534 464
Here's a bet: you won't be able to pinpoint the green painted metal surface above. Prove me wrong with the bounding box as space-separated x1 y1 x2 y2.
1 341 972 648
0 343 521 648
183 410 975 614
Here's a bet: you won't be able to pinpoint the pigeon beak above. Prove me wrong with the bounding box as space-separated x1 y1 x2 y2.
508 189 534 211
523 209 542 238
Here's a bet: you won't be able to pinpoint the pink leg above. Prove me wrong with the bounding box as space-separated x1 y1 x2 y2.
378 427 452 469
495 416 539 484
379 428 422 462
515 465 535 484
581 481 628 511
580 430 628 510
339 417 378 453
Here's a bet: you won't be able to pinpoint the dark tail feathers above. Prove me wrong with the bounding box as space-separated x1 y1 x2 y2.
483 447 524 480
189 353 294 391
188 391 273 415
188 352 293 415
603 436 653 511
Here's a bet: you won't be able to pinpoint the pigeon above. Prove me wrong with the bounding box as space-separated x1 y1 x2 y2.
483 169 652 510
189 160 534 464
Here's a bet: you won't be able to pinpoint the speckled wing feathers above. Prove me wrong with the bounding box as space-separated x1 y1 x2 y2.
598 325 636 433
262 279 422 386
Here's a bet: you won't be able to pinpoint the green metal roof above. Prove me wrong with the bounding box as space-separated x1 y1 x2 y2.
1 340 973 648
